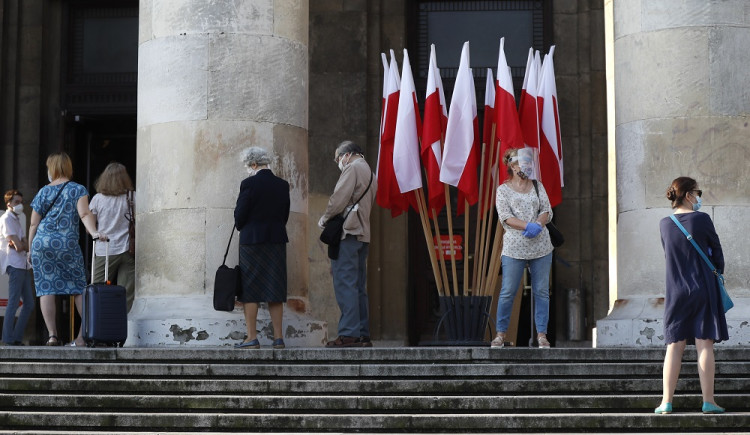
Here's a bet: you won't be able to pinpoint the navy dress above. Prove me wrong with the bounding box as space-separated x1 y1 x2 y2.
234 169 290 304
659 212 728 345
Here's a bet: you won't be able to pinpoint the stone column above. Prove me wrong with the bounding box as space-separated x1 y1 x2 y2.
130 0 325 347
597 1 750 346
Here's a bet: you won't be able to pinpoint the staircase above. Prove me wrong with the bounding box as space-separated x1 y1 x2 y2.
0 346 748 433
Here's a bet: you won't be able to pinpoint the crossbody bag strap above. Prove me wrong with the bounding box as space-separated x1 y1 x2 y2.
669 214 719 275
41 181 71 220
343 171 374 221
222 225 236 266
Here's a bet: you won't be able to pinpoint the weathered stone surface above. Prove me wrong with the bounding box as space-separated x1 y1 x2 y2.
616 208 667 297
709 26 750 115
137 35 209 127
274 0 309 44
615 27 709 125
149 0 273 37
207 33 307 128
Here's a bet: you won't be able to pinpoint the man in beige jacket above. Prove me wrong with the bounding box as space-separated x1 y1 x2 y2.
318 141 377 348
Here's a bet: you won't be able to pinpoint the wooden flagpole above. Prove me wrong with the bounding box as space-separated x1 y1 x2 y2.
443 185 459 296
472 141 488 294
415 187 444 297
478 135 499 295
463 201 469 295
432 209 450 296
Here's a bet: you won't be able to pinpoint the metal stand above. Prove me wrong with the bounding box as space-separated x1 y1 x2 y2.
429 295 493 346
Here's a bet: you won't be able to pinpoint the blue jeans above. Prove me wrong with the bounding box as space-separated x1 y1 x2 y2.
495 253 553 334
2 266 35 344
331 235 370 337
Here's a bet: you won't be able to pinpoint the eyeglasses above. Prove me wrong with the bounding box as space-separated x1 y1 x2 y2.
691 189 702 197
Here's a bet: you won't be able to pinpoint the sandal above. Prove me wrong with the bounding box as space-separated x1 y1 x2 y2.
491 332 506 348
325 336 361 348
45 335 61 346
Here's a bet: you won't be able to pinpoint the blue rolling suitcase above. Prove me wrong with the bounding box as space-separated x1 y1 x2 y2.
82 240 128 347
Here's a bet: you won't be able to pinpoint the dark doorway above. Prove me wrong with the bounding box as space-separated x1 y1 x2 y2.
35 0 138 345
406 0 553 346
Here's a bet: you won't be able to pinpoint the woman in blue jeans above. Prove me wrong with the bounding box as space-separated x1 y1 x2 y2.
492 148 554 348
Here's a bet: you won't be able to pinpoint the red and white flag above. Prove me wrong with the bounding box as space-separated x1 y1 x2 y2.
479 68 495 214
537 46 563 207
518 48 541 155
376 50 409 217
421 44 447 216
494 37 524 184
440 41 479 214
393 49 422 211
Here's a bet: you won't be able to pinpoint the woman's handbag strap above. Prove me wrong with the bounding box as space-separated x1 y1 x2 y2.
222 225 236 266
669 214 719 275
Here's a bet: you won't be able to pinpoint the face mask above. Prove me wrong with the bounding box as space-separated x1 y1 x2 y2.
337 153 350 172
515 169 528 180
691 195 702 211
11 203 23 214
246 167 257 176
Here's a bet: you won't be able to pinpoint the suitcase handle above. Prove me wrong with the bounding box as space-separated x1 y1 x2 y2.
91 239 110 284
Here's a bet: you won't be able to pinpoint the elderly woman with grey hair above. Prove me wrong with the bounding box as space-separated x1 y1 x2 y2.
233 146 290 349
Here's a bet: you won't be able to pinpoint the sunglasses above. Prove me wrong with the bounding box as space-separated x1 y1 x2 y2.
691 189 702 197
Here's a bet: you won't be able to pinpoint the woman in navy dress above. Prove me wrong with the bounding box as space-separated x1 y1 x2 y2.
654 176 728 415
233 147 290 349
28 152 106 346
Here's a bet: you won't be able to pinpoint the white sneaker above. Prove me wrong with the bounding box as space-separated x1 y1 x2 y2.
537 334 551 348
491 333 506 348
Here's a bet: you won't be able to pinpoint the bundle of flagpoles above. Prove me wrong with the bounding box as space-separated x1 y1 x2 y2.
377 38 563 333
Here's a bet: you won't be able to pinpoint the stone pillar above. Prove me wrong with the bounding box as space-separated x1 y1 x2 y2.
129 0 325 347
597 1 750 346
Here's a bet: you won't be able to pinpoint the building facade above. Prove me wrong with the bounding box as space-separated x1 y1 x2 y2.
0 0 746 347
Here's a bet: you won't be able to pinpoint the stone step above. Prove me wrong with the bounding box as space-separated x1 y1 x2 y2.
1 411 748 432
3 346 750 362
1 393 748 413
1 347 748 433
2 377 749 394
5 361 743 377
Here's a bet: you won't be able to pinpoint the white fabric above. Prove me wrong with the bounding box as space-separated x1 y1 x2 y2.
89 192 133 256
496 38 515 96
495 183 553 260
393 48 422 194
440 41 477 186
538 46 564 186
0 210 28 272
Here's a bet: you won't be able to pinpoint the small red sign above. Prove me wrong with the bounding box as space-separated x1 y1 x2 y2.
434 235 463 261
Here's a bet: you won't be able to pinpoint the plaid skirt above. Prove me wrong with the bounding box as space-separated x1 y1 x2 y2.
239 243 287 303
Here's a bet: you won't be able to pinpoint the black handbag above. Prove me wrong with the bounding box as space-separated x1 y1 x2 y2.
532 181 564 248
213 226 241 312
319 172 373 248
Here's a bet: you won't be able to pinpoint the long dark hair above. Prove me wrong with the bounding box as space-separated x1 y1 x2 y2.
666 176 697 209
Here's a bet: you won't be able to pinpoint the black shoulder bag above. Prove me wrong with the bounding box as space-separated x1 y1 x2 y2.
213 225 241 312
40 181 71 220
532 180 564 247
319 171 373 259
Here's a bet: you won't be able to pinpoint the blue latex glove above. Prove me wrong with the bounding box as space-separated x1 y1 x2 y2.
522 222 543 238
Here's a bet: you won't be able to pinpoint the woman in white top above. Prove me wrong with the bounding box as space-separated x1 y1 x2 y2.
89 162 135 312
491 148 554 349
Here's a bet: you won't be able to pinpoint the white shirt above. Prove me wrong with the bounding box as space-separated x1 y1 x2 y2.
495 183 554 260
0 209 28 273
89 192 134 256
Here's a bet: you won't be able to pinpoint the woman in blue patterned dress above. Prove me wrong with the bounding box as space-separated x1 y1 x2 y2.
27 152 107 346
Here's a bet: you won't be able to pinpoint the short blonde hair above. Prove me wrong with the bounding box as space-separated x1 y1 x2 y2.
46 152 73 180
94 162 134 195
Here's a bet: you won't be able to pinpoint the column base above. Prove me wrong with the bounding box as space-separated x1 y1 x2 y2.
596 296 750 347
126 295 328 347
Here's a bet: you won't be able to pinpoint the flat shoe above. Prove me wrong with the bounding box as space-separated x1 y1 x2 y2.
654 402 672 414
235 338 260 349
45 335 61 346
702 402 725 414
272 338 285 349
